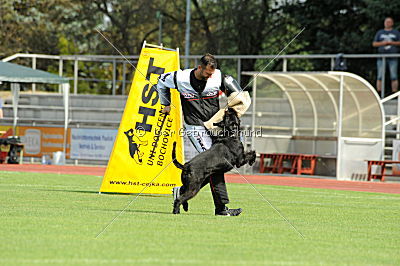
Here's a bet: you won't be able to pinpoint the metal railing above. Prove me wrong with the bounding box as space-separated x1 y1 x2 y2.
2 53 400 98
382 90 400 142
2 53 140 95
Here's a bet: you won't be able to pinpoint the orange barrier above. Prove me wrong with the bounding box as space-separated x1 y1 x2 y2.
297 154 317 175
260 153 318 175
259 153 281 173
366 160 400 182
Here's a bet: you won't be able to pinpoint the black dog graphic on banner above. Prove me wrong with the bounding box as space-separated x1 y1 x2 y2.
124 128 148 164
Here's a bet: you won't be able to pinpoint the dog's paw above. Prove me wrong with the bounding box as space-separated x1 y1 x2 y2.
173 200 181 214
183 201 189 212
248 151 256 166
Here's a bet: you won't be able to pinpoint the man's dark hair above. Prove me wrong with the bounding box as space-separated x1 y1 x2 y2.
200 53 217 69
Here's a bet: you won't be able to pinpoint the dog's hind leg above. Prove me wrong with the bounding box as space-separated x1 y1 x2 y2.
173 199 181 214
173 183 200 214
173 192 193 214
172 185 188 213
182 201 189 212
179 172 190 212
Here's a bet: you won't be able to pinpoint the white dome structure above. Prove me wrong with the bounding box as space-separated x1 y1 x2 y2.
243 71 384 180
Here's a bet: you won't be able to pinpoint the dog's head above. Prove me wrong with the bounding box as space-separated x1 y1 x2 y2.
213 108 240 137
124 129 134 140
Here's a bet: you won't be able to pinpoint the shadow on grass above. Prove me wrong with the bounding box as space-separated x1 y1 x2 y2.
34 188 209 216
114 209 172 215
90 207 209 216
35 188 170 197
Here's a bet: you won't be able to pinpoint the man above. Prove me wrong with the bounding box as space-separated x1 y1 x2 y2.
372 17 400 94
157 54 250 216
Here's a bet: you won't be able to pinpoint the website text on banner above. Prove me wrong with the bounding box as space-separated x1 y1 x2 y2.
100 45 183 194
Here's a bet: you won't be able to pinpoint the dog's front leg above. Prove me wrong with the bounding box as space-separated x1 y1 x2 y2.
236 148 254 167
236 150 256 167
244 150 256 166
235 153 246 168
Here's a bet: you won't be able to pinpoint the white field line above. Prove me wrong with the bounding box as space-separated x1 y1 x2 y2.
0 258 304 265
1 181 398 200
0 183 97 190
231 184 400 200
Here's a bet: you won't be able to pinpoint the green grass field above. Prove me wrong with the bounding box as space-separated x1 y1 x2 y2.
1 171 399 265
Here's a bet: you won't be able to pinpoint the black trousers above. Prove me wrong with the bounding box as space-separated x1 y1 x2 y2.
200 172 229 209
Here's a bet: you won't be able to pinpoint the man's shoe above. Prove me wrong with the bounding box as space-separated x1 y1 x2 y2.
172 186 188 212
215 206 242 216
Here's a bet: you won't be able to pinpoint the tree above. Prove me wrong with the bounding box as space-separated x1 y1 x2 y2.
283 0 400 87
184 0 306 87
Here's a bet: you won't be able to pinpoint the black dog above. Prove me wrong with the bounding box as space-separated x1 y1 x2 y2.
171 108 256 214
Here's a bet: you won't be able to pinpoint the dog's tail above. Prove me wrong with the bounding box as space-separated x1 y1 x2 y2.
172 142 184 170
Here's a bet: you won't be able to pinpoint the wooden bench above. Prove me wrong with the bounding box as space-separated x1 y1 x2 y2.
260 153 318 175
366 160 400 182
259 153 281 173
279 153 299 174
297 154 318 175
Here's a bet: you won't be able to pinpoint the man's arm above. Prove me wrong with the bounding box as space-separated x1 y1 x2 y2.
372 40 390 47
222 75 241 96
203 75 251 130
372 31 388 47
156 71 177 113
389 30 400 46
222 75 251 117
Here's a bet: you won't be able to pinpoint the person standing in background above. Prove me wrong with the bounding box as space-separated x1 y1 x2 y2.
372 17 400 95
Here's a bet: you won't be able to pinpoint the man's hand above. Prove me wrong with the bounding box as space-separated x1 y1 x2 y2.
161 105 171 114
373 41 391 47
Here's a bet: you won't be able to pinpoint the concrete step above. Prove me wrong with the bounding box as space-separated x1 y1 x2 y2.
18 93 128 109
3 105 123 122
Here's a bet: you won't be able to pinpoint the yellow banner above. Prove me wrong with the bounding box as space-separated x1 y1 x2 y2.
100 45 183 194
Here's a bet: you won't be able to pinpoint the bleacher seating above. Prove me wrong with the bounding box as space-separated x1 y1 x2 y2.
2 93 126 127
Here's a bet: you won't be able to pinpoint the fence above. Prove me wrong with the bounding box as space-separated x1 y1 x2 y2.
2 53 400 98
2 52 400 170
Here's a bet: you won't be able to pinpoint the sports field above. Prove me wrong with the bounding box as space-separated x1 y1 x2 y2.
1 170 399 265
